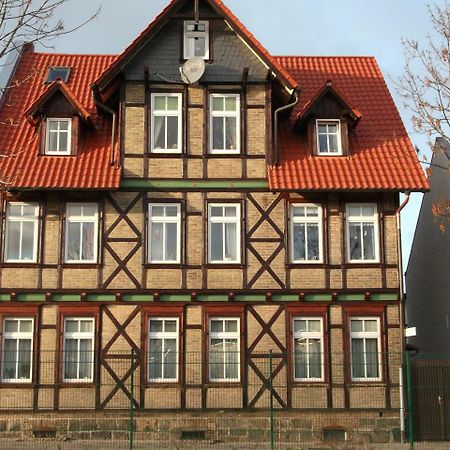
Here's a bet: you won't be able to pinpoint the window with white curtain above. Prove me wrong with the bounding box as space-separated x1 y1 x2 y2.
293 317 324 381
208 203 240 263
63 318 95 382
291 204 322 262
209 318 240 382
5 202 39 262
350 317 381 381
45 118 71 155
148 318 179 382
148 203 181 263
209 94 240 154
150 93 182 153
183 21 209 59
346 204 379 262
1 318 33 382
65 203 98 263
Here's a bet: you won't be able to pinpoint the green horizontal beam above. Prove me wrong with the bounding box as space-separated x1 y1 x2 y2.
52 294 81 302
338 294 365 301
17 293 46 302
306 294 333 302
87 294 116 302
371 293 398 301
121 179 269 190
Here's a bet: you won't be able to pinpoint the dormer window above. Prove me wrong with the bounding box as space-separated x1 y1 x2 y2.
183 21 209 59
316 119 341 155
45 118 71 155
46 67 71 83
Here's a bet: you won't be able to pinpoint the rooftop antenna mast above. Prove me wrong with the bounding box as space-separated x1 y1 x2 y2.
194 0 199 23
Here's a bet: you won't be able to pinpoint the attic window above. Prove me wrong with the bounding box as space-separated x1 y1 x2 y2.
46 67 71 83
316 119 342 155
184 21 209 59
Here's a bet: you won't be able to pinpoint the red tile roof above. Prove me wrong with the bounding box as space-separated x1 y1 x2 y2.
0 50 120 189
94 0 297 93
269 56 429 192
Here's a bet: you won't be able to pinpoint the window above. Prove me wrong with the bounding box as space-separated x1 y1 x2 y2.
148 203 181 263
291 204 323 263
183 21 209 59
316 120 341 155
63 318 95 382
4 202 39 262
209 318 240 382
210 94 240 154
46 67 71 83
349 317 381 381
65 203 98 263
150 93 182 153
346 204 379 262
45 118 71 155
1 318 33 382
293 317 324 381
208 203 241 263
148 318 179 382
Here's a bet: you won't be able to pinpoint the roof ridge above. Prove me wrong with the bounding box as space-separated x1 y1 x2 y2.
274 55 377 59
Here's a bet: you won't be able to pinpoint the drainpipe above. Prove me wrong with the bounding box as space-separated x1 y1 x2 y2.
397 190 411 441
273 88 299 165
92 83 117 166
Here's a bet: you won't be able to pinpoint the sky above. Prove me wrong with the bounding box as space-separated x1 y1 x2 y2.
39 0 442 269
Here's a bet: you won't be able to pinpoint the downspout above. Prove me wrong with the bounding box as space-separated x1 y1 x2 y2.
92 83 117 166
273 87 299 165
397 190 411 442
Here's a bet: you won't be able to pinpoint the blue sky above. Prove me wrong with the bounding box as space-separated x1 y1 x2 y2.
49 0 440 267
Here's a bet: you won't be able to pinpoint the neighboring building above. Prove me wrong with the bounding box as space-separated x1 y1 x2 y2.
406 138 450 353
0 0 428 444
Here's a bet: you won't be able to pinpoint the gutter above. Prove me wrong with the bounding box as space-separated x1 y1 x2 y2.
273 88 299 165
92 83 117 166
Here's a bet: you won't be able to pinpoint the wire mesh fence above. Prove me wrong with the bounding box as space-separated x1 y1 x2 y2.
0 349 448 448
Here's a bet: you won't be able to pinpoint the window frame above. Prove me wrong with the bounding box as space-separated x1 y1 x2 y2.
183 20 210 60
62 317 95 383
316 119 342 155
207 202 241 264
45 117 72 155
147 203 181 264
349 316 382 382
1 317 34 383
292 316 325 382
290 203 323 264
64 203 99 264
150 93 183 154
209 93 241 154
346 203 380 263
4 202 39 263
147 317 180 383
208 317 241 383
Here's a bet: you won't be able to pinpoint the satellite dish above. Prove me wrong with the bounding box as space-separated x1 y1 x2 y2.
180 57 205 84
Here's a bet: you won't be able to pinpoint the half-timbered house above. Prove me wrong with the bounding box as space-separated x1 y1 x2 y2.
0 0 428 444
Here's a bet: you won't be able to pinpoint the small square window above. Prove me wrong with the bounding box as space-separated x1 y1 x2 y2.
184 21 209 59
316 120 341 155
46 67 71 83
45 118 71 155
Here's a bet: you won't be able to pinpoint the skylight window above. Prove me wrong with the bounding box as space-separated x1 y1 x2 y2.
46 67 71 83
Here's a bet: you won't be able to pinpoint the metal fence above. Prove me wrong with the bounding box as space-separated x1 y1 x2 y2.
0 350 447 449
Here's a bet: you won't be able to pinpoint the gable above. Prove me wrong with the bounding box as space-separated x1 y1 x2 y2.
124 1 269 83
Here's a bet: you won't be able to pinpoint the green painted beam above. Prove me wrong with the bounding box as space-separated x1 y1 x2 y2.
0 294 10 301
198 294 228 302
87 294 116 302
52 294 81 302
371 293 398 301
338 294 365 301
272 294 298 302
306 294 333 302
160 294 191 302
17 293 46 302
121 179 269 190
235 294 266 302
122 294 154 302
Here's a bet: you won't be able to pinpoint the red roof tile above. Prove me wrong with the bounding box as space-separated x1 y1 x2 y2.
0 51 121 189
269 56 429 192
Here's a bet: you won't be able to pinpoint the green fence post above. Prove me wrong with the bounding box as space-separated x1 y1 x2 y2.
129 348 134 450
269 349 275 450
405 351 414 450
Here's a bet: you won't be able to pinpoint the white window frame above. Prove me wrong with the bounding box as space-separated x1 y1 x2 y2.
209 317 240 382
290 204 323 263
292 317 324 382
150 93 182 153
209 93 240 154
4 202 39 263
316 119 342 155
1 318 34 383
183 20 209 60
349 317 382 382
45 118 72 155
64 203 99 263
62 317 95 383
148 317 179 382
208 203 241 264
346 203 379 263
148 203 181 264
